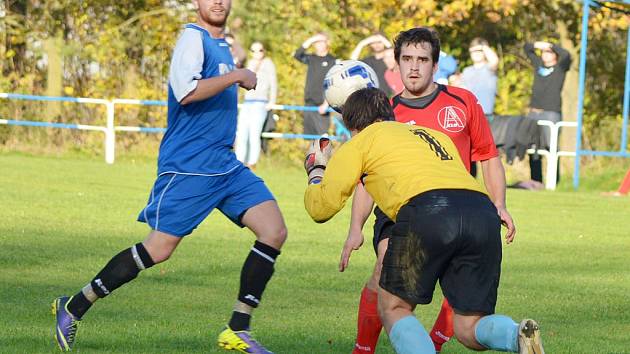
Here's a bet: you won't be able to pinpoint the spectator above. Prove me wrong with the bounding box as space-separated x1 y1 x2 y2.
461 37 499 121
434 50 458 85
235 41 277 169
351 33 393 96
524 40 571 183
225 33 246 68
294 33 337 136
382 48 403 95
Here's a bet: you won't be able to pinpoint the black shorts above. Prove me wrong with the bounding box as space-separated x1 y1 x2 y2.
379 189 502 315
372 206 394 254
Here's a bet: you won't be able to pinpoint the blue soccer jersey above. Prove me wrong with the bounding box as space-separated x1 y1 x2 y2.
158 23 239 176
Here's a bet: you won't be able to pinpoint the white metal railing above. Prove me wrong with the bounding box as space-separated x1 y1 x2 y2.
1 93 577 190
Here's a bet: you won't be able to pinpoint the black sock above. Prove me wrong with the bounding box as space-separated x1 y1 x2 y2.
228 311 252 331
67 243 155 318
237 241 280 308
67 292 92 319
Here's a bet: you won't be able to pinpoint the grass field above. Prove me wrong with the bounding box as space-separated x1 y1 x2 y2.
1 153 630 353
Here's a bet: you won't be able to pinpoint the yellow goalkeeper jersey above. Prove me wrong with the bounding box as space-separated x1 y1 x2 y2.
304 121 486 222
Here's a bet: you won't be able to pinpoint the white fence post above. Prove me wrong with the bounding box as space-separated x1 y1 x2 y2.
105 101 115 164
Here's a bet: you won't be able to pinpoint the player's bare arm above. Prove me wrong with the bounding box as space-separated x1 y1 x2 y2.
181 68 257 105
480 156 516 243
339 183 374 272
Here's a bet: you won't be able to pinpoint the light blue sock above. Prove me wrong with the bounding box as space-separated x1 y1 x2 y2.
389 315 436 354
474 314 519 352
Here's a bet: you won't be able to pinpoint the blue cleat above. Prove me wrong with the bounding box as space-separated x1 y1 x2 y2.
52 296 80 351
218 326 273 353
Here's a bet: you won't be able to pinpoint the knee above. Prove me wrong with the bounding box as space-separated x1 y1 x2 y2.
144 245 174 264
259 224 287 250
453 319 482 350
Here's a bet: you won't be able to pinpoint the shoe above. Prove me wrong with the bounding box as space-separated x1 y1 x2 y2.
518 319 544 354
217 326 273 353
52 296 80 351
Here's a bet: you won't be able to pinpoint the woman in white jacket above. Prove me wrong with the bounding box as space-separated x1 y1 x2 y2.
235 41 277 169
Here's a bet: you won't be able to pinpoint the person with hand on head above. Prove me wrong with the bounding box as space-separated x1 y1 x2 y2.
524 39 571 183
52 1 287 353
461 37 499 122
294 32 338 136
304 87 544 354
235 41 278 170
351 33 394 96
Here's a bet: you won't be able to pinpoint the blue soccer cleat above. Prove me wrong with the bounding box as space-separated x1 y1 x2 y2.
52 296 80 351
218 326 273 353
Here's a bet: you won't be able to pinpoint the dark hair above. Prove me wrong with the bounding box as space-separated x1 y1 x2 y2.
342 88 394 131
393 27 440 64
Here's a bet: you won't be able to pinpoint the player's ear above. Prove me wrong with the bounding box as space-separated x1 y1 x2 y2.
191 0 199 10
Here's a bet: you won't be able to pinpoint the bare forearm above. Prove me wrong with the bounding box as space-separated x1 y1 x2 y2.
349 183 374 232
181 71 241 105
480 157 507 208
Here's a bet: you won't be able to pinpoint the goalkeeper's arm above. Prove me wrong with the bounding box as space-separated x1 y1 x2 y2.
348 183 374 235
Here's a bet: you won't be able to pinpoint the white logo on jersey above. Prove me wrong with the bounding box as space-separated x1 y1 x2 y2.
437 106 466 132
405 120 416 125
218 63 233 76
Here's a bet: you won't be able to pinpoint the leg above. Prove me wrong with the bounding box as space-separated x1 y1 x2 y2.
429 298 454 352
54 230 180 351
247 103 267 167
453 312 545 353
353 239 388 354
235 104 251 163
235 200 286 315
218 200 286 353
378 288 434 354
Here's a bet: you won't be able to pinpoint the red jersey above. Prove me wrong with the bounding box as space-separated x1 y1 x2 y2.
391 84 498 171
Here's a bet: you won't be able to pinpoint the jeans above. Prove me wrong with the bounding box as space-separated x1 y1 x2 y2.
235 100 268 166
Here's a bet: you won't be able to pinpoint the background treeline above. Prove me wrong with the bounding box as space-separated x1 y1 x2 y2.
0 0 627 162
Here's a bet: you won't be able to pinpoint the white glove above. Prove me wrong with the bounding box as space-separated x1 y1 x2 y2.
304 137 333 184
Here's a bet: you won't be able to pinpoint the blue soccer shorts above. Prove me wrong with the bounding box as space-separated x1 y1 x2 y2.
137 165 275 237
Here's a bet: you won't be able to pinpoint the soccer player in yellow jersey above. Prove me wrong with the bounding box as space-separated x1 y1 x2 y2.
304 88 544 354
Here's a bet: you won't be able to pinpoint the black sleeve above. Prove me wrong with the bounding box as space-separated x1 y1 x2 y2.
523 43 542 67
294 46 309 64
552 44 572 71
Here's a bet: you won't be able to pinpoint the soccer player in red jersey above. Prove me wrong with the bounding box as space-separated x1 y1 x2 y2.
339 27 516 354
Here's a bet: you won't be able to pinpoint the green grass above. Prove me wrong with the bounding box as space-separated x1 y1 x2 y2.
1 153 630 353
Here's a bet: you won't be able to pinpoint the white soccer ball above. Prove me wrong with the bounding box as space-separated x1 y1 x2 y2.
324 60 380 113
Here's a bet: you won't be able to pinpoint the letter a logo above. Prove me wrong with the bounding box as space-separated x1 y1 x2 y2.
437 106 466 133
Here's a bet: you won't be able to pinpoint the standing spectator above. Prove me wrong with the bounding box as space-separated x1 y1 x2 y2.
461 38 499 177
236 41 277 169
461 37 499 121
225 33 246 68
434 50 458 85
294 33 337 136
351 33 393 96
524 40 571 182
382 47 404 96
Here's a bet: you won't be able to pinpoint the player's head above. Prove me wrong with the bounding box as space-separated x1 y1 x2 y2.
469 37 488 64
342 88 394 133
394 27 440 96
193 0 231 28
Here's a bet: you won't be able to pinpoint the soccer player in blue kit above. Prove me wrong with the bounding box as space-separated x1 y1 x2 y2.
52 1 286 353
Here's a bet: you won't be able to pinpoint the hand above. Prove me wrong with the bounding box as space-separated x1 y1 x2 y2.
497 206 516 243
265 103 275 111
339 228 364 272
318 102 329 115
304 138 333 184
236 68 257 90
